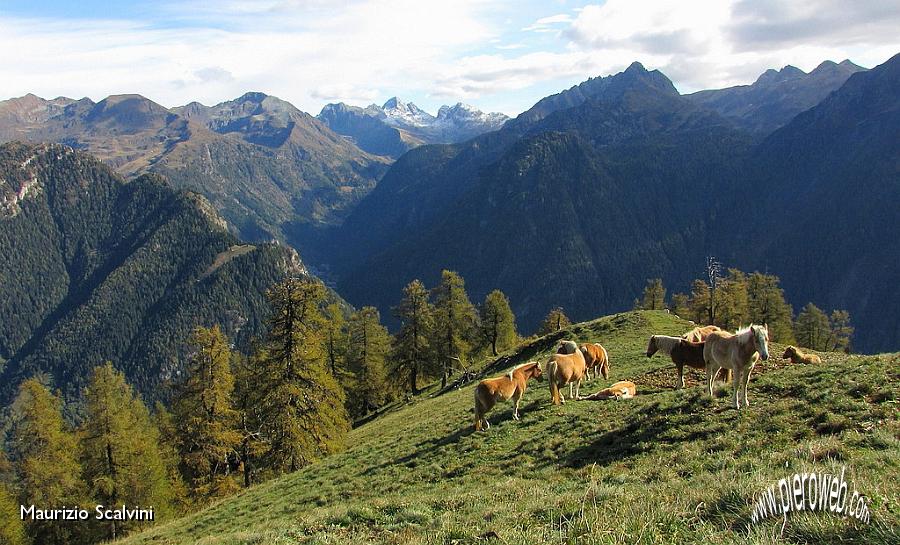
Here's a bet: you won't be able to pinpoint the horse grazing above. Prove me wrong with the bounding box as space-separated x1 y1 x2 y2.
580 343 610 381
647 335 723 388
782 346 822 364
579 381 636 400
682 325 721 342
474 361 543 431
547 349 587 405
703 324 770 410
557 340 609 381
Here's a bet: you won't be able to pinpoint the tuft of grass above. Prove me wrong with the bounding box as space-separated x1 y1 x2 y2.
119 311 900 545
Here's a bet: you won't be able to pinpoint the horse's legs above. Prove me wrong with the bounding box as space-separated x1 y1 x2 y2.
706 366 715 397
676 364 685 389
741 366 752 408
512 389 522 420
732 367 742 409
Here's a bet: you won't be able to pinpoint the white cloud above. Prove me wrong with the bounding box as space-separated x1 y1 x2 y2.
522 13 574 32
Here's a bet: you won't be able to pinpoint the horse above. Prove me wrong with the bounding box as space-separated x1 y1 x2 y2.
579 381 636 400
546 349 587 405
474 361 543 431
782 346 822 364
703 324 769 410
580 343 610 381
557 341 609 382
682 325 721 342
646 335 725 388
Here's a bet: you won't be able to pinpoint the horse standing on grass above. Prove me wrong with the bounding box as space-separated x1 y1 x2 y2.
647 335 722 388
682 325 721 342
703 324 770 410
473 361 543 431
557 341 609 382
547 348 587 405
782 346 822 364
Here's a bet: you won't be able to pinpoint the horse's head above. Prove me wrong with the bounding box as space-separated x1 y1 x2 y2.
532 361 545 382
782 346 796 360
751 324 770 360
600 358 610 380
646 335 658 357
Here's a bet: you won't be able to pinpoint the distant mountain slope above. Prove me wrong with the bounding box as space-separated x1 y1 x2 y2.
0 92 390 243
715 53 900 353
318 98 509 158
686 60 866 135
326 63 751 330
0 142 306 402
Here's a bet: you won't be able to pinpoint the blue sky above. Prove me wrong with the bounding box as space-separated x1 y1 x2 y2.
2 1 898 116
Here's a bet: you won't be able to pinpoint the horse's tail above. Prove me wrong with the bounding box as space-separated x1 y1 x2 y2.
547 358 561 405
473 387 483 431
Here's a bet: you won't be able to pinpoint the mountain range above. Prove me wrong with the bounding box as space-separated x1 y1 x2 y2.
317 98 509 158
0 142 312 403
314 56 898 354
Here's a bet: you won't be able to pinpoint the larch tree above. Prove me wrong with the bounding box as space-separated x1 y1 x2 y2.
253 277 349 473
391 279 434 394
746 272 795 344
538 307 571 336
323 302 348 378
795 303 831 351
231 352 266 488
346 306 393 418
0 483 26 545
480 289 518 356
152 402 189 511
829 310 854 353
173 326 241 499
689 279 712 325
8 379 84 545
716 269 749 330
670 292 691 319
641 278 666 310
431 270 478 389
80 363 173 541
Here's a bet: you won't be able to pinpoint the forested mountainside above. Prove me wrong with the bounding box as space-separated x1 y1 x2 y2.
317 55 899 353
0 142 305 403
0 92 389 244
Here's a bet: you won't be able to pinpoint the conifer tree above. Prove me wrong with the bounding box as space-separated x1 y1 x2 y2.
670 292 691 319
173 326 241 499
254 277 349 473
346 307 392 417
538 307 571 335
80 363 173 540
323 303 348 377
0 484 26 545
431 271 478 389
746 272 795 343
231 352 266 488
829 310 854 353
392 279 434 394
8 379 85 545
152 402 189 511
480 289 518 356
795 303 831 351
716 269 749 330
689 279 712 325
641 278 666 310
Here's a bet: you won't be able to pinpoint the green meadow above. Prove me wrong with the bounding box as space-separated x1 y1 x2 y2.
120 311 899 545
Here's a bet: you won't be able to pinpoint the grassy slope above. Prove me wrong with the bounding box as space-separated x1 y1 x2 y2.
122 311 899 545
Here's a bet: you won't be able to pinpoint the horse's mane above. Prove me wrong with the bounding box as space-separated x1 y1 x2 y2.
506 361 537 379
651 335 681 355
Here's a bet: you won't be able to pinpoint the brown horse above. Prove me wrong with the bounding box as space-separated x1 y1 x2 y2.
579 381 636 400
782 346 822 364
704 324 770 410
580 343 610 381
647 335 725 388
547 349 587 405
474 362 543 431
682 325 721 342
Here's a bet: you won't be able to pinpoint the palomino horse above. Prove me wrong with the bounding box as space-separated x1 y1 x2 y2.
547 348 587 405
579 381 636 400
782 346 822 364
682 325 721 342
703 324 770 410
474 361 543 431
557 341 609 382
646 335 724 388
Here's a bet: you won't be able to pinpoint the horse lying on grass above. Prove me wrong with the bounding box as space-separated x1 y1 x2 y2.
646 335 727 388
578 380 636 400
474 361 543 431
782 346 822 364
557 341 610 382
547 347 587 405
704 324 770 410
